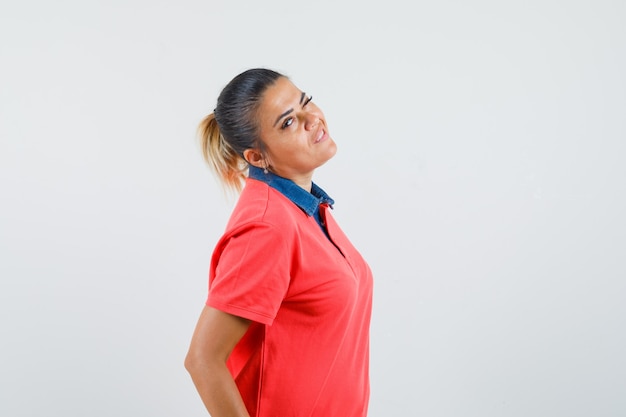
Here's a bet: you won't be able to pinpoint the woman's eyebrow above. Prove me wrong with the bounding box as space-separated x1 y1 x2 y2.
274 109 293 127
273 92 307 127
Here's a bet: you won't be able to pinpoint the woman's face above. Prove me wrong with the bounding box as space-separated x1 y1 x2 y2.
255 77 337 186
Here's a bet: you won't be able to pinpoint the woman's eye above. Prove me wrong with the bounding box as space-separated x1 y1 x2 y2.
303 95 313 106
281 117 294 129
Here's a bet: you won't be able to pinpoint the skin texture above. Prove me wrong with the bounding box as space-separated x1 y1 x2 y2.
244 77 337 191
186 76 336 416
185 306 252 417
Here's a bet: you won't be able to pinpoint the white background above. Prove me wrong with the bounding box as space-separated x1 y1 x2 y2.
1 0 625 416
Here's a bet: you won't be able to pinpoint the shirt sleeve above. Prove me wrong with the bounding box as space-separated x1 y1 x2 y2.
207 221 291 325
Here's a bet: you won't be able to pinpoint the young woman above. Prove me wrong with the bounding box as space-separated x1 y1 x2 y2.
185 68 373 417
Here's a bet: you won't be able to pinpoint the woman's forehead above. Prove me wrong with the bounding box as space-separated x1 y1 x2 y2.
261 78 301 109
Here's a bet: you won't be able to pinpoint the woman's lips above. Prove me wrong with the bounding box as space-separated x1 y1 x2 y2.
314 128 328 143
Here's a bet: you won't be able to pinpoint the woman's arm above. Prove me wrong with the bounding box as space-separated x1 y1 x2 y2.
185 306 251 417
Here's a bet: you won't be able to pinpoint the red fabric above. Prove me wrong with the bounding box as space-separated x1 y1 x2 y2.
207 178 373 417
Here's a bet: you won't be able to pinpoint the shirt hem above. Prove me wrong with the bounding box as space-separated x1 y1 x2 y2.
207 299 275 326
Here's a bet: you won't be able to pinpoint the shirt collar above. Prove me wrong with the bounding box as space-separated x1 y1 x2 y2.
248 166 334 216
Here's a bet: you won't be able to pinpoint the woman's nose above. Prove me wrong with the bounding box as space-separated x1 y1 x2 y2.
303 111 319 131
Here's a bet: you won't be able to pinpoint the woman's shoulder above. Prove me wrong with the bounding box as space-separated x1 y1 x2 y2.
227 178 302 230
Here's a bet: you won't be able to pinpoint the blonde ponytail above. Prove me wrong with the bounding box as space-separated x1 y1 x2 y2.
198 113 247 192
197 69 284 193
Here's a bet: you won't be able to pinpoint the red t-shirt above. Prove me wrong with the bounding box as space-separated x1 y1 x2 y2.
207 178 373 417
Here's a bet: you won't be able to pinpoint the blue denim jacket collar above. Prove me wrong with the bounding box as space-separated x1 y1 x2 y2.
248 166 334 216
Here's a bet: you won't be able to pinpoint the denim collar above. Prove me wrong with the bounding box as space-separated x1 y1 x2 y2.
248 166 334 216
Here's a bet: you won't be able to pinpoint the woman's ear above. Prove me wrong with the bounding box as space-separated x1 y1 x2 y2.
243 149 265 169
